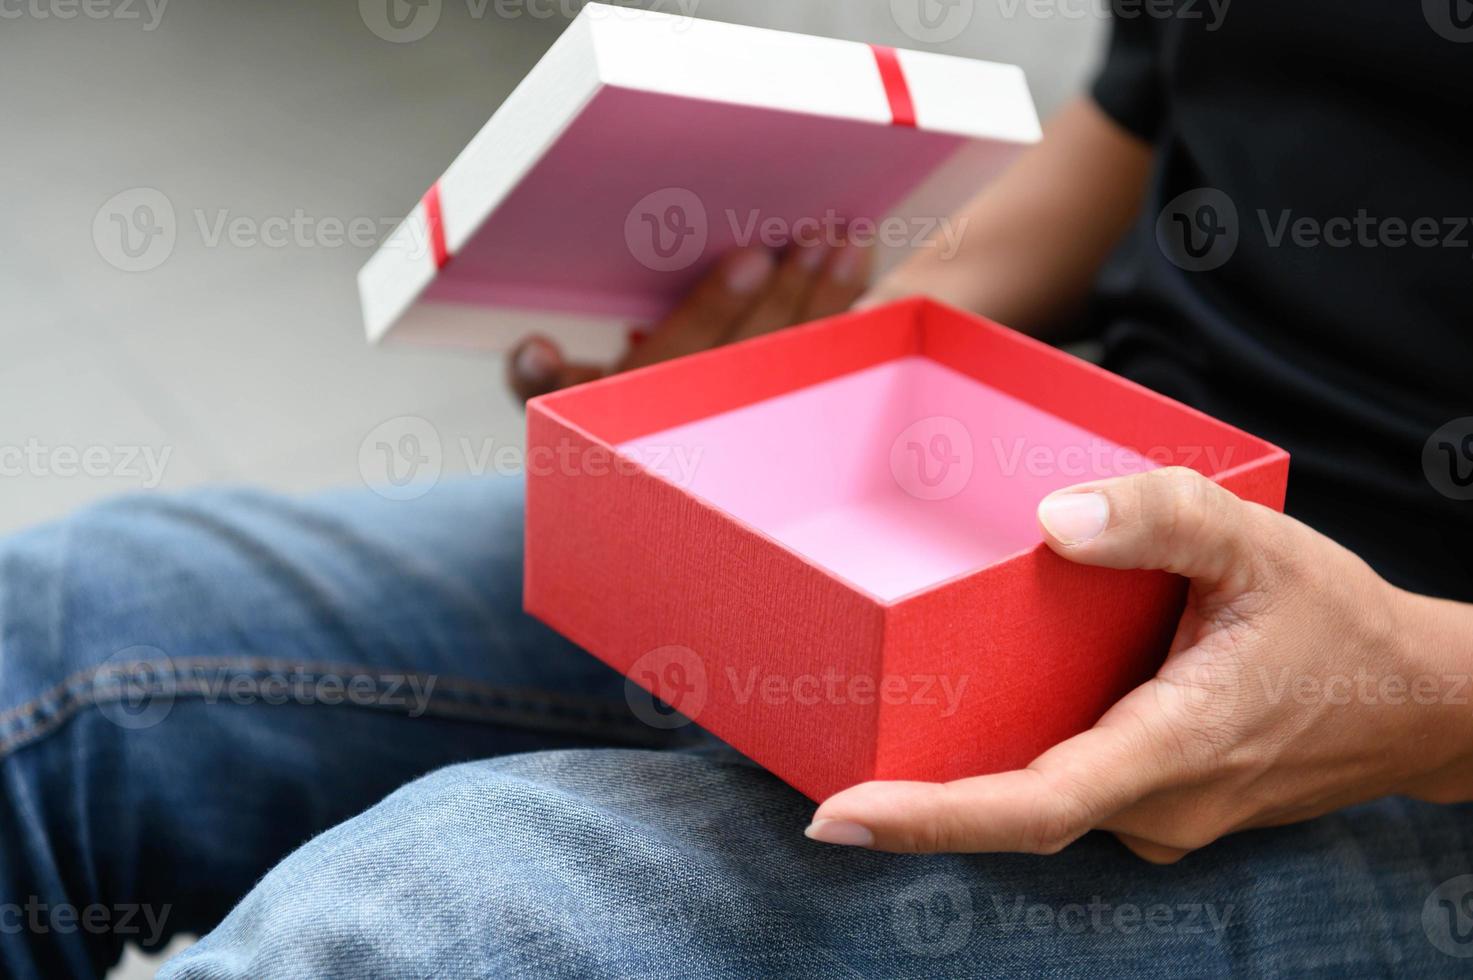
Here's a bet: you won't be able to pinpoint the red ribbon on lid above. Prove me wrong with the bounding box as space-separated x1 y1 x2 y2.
422 182 450 269
870 45 917 128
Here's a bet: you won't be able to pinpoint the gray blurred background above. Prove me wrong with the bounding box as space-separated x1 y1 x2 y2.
1 0 1103 974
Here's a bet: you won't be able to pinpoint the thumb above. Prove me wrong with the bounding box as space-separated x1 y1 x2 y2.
506 336 605 403
805 693 1178 854
1035 466 1282 590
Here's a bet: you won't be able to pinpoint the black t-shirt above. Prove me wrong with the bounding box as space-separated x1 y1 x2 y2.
1088 2 1473 600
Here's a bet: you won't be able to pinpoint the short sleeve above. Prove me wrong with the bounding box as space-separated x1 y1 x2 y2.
1090 4 1165 141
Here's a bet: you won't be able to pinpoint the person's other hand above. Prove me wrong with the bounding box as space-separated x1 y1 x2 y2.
506 240 872 401
805 466 1473 862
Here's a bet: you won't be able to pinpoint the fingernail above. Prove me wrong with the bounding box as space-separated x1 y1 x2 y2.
830 245 866 286
724 249 774 294
804 818 874 848
1038 492 1110 545
514 341 558 381
797 242 829 272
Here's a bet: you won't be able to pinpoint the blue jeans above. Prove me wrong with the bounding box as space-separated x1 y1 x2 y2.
1 478 1470 978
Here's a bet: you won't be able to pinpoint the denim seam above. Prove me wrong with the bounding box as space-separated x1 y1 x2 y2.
0 656 665 760
0 655 642 728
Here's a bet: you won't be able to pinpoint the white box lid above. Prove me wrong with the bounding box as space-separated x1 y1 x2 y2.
359 3 1041 362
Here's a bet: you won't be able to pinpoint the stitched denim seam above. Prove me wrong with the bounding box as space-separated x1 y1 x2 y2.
0 655 637 729
0 657 666 761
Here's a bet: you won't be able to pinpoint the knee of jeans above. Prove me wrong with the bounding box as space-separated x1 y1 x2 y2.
162 750 789 979
376 749 796 889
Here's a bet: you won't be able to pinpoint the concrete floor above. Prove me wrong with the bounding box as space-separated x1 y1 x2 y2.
0 1 1101 974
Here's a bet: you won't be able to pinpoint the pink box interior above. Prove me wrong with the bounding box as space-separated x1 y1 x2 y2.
619 355 1159 602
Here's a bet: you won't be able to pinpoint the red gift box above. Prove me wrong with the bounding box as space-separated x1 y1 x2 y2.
524 298 1288 802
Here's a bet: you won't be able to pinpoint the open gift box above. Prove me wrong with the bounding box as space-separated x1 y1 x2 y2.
525 298 1289 802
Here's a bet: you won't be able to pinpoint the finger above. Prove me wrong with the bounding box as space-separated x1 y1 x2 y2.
725 242 829 343
1034 466 1284 591
801 239 874 321
507 336 606 402
621 248 775 371
1113 833 1192 865
806 699 1178 854
852 280 914 311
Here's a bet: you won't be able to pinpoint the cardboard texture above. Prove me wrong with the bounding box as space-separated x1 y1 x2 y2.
357 3 1040 361
524 299 1290 801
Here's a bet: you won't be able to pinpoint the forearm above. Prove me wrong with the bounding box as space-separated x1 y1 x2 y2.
1395 588 1473 804
868 97 1154 339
